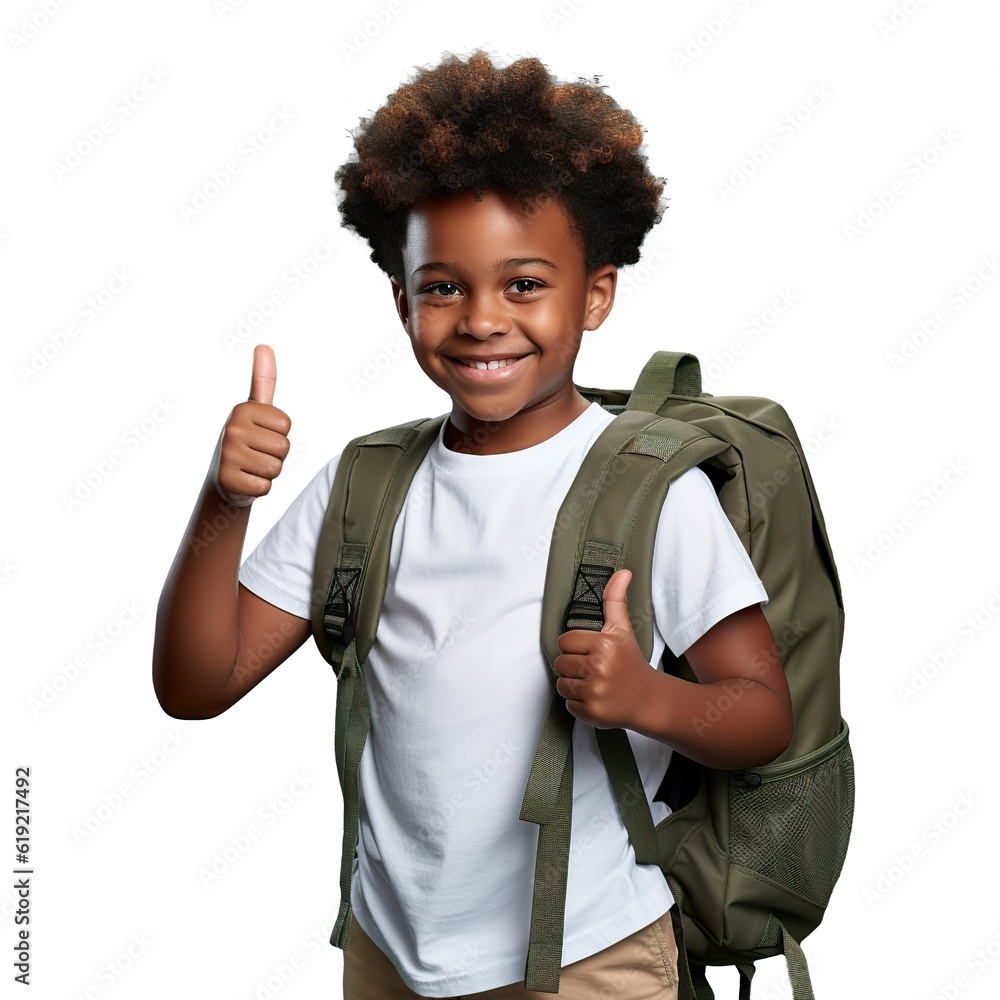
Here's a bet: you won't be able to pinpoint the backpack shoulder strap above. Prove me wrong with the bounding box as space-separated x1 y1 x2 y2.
519 407 734 993
310 414 447 672
310 413 446 954
541 407 734 666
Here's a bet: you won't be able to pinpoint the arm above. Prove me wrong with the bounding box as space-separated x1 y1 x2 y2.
628 601 792 769
152 345 311 720
555 569 793 771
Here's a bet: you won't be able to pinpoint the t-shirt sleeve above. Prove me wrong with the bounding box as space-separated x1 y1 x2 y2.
237 454 342 620
652 466 769 658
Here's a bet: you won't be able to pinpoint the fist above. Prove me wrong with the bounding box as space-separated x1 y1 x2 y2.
210 344 292 507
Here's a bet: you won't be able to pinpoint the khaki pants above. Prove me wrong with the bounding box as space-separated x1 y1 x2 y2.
343 909 679 999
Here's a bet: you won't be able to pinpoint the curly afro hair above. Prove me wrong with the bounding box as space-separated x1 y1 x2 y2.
335 49 667 280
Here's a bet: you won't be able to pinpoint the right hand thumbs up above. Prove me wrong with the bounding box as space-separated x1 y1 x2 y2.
210 344 292 508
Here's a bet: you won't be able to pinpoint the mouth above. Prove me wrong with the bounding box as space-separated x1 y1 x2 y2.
449 354 530 371
445 353 531 380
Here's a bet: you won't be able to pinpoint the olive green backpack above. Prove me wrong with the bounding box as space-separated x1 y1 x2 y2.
310 351 854 999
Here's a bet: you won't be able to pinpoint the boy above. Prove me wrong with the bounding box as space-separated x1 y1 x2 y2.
153 50 792 1000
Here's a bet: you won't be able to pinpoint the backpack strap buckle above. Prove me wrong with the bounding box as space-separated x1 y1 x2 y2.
563 542 618 633
320 542 367 654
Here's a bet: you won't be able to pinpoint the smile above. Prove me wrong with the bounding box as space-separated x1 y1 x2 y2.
447 354 530 379
456 356 523 370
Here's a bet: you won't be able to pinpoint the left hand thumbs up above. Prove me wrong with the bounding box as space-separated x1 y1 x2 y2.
601 568 636 635
554 568 653 730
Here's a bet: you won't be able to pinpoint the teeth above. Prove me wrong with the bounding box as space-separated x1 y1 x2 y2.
460 357 519 370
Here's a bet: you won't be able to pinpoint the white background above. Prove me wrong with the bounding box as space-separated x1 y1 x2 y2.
4 1 999 997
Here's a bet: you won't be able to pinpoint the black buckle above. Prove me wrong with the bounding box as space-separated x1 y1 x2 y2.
563 562 613 633
323 567 361 648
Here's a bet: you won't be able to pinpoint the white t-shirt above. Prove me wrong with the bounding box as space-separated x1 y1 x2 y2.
239 401 768 997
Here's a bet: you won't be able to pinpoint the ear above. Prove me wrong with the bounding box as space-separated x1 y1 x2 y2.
389 275 410 331
582 264 617 332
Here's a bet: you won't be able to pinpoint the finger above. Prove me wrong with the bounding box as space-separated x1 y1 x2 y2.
249 344 277 404
602 569 635 633
242 423 293 459
236 449 285 482
557 631 599 656
242 402 291 436
553 651 590 678
222 469 276 501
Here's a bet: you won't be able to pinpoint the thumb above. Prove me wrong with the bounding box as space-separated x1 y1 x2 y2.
602 569 636 634
249 343 277 404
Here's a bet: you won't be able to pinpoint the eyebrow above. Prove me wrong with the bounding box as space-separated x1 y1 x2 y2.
413 256 560 276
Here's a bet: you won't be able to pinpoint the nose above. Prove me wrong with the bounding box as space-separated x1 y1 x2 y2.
456 292 512 338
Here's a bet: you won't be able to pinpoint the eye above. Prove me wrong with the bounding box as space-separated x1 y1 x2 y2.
509 278 542 295
425 282 462 297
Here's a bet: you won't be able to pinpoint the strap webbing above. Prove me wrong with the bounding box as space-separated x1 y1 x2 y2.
765 915 815 1000
626 351 704 414
521 409 731 992
666 872 815 1000
667 873 714 1000
330 639 368 949
519 551 662 993
595 728 659 864
519 690 575 993
737 963 756 1000
321 418 447 953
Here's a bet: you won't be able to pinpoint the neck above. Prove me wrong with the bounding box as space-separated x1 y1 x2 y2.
444 389 591 456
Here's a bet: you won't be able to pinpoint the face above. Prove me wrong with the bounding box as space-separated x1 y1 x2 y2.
390 189 617 454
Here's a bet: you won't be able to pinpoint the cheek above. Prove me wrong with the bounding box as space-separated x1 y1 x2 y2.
404 310 433 346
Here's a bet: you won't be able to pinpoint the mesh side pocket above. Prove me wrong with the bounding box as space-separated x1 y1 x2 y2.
728 727 854 907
